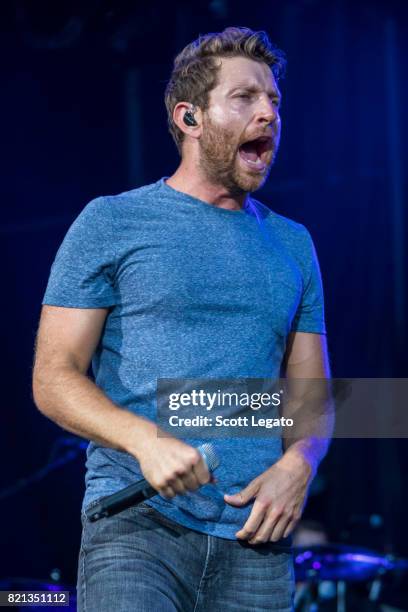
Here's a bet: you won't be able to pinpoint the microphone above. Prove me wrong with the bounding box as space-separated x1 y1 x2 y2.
86 442 219 522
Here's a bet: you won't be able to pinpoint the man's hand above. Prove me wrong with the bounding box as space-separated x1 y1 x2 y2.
224 450 312 544
134 425 214 499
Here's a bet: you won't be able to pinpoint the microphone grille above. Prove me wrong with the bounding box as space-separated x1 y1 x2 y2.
198 443 220 472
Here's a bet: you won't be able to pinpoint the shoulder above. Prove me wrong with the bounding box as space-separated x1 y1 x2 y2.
76 181 161 227
103 180 161 210
250 197 313 249
65 181 159 233
79 181 162 227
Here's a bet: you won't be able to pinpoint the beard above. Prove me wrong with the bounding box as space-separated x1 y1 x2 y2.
198 115 279 196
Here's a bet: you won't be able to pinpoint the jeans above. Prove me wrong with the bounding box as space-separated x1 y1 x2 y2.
77 499 295 612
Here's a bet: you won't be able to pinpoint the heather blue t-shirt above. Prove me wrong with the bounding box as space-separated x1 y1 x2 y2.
42 177 326 541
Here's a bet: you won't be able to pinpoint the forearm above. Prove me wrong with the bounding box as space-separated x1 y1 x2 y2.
280 380 334 476
32 366 156 460
281 436 330 478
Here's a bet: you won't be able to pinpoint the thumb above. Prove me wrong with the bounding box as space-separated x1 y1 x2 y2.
224 481 259 506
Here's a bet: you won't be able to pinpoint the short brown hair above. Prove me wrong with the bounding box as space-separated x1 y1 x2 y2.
164 26 286 155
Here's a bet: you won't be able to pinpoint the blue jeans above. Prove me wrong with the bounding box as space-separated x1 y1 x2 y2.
77 499 295 611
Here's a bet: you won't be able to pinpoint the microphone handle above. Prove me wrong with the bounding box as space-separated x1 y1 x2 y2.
86 480 157 522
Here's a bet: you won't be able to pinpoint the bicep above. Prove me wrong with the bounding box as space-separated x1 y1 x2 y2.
33 305 109 378
282 331 330 379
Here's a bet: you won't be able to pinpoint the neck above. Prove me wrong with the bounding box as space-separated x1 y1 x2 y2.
166 159 249 212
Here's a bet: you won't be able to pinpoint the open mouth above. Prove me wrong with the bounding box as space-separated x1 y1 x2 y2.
238 136 273 172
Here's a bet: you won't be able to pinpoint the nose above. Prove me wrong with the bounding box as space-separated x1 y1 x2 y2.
256 96 279 126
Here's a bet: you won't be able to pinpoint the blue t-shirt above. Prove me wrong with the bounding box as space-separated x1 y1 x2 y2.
41 177 326 541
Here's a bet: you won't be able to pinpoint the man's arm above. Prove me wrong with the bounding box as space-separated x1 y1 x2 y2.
32 305 149 451
32 305 211 497
224 331 333 544
279 331 333 478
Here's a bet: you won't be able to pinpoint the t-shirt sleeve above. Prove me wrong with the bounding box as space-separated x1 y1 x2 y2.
290 226 327 335
42 196 118 308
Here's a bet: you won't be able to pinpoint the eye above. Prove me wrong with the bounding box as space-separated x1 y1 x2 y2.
236 93 251 99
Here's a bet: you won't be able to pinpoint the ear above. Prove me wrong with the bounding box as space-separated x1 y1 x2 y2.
173 102 202 140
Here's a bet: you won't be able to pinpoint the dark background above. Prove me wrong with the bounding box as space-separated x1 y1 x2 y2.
1 0 407 597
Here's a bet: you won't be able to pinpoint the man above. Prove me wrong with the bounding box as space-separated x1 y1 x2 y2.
33 26 331 612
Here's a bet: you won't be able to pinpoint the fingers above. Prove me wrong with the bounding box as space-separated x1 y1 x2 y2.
237 503 300 545
158 448 211 498
192 453 212 487
159 474 187 498
247 507 282 544
160 484 176 498
235 499 269 540
179 449 211 491
139 439 215 499
251 514 290 544
283 512 301 538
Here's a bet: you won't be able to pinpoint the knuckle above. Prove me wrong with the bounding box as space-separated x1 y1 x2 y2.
172 467 185 479
168 468 184 482
268 510 280 522
257 500 270 512
189 448 201 465
197 470 210 484
162 472 176 486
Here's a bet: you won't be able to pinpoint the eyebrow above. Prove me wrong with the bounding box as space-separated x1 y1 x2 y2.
228 84 282 100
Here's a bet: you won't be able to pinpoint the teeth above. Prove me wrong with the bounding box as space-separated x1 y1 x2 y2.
238 148 267 171
243 156 265 168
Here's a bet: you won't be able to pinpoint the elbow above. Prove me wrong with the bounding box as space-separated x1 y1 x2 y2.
32 363 82 417
32 368 55 416
32 374 48 415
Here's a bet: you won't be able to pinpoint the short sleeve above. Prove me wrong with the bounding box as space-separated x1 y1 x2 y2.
42 197 118 308
290 227 327 335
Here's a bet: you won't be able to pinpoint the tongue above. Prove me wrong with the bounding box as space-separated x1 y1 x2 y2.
240 142 258 162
